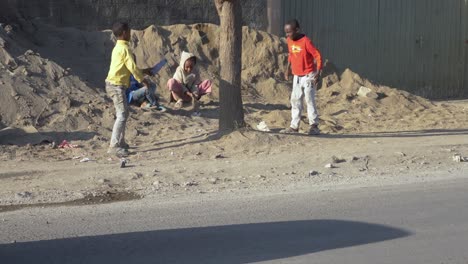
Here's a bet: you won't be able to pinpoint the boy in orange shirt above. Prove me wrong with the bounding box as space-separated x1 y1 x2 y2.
281 19 322 135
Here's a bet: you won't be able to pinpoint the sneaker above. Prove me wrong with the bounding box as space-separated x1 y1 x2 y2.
121 143 130 149
307 124 320 135
155 104 167 112
279 127 299 134
115 148 130 157
108 147 129 157
140 101 157 110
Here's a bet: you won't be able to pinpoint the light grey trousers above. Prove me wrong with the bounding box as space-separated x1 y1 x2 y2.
106 82 129 148
290 72 319 129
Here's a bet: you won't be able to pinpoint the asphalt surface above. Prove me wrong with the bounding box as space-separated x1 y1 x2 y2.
1 177 468 263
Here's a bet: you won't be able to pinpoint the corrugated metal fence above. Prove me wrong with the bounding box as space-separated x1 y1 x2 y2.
281 0 468 99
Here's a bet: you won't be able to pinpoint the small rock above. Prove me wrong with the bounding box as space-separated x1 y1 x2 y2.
153 181 162 186
208 177 219 184
183 181 198 187
16 191 32 199
357 86 379 99
396 152 406 157
130 172 143 180
213 154 225 159
24 50 35 56
324 163 336 169
195 152 202 156
98 179 110 184
308 170 319 176
331 156 346 163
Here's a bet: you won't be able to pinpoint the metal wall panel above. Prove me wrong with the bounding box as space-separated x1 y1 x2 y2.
281 0 467 99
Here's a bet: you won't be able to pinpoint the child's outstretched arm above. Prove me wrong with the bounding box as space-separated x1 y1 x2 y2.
124 50 147 85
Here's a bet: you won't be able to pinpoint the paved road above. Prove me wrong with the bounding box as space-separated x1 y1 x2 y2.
1 178 468 264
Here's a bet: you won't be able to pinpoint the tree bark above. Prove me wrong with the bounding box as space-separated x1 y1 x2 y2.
215 0 245 131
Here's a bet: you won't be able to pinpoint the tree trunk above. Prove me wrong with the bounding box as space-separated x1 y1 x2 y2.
215 0 245 131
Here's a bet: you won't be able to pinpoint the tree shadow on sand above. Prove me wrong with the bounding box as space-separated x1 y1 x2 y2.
0 219 410 264
0 127 96 146
267 128 468 139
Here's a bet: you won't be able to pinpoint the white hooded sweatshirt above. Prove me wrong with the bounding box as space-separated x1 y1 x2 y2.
173 51 201 93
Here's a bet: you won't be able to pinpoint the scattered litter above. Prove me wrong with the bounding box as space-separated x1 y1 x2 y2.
58 140 79 149
72 156 82 160
79 157 93 163
396 152 407 157
325 163 336 169
256 121 271 132
453 154 467 163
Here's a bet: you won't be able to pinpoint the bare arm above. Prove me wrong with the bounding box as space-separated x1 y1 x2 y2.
284 60 291 81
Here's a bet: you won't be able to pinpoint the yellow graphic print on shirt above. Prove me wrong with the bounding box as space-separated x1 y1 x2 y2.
291 44 302 57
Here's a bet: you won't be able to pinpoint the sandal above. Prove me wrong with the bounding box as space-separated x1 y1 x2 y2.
174 99 183 110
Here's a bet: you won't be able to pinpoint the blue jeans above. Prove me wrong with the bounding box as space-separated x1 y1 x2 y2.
131 83 158 106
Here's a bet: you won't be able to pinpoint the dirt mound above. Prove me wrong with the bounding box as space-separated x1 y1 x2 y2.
0 25 107 135
251 67 468 133
1 21 467 150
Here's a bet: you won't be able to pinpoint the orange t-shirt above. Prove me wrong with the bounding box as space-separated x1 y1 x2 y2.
287 35 322 76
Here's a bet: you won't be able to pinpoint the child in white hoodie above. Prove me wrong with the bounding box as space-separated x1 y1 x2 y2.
167 51 212 110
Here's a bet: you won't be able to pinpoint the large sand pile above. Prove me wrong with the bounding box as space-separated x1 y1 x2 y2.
1 21 467 148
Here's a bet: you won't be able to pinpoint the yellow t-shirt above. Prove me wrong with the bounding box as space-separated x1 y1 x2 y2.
106 40 144 87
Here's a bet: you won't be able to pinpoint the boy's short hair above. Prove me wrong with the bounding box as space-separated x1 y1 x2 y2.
286 19 300 29
112 22 129 38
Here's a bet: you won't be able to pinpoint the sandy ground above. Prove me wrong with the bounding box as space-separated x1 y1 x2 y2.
1 22 468 210
1 111 467 210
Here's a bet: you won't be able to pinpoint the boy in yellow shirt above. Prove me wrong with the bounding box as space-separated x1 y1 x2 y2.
105 22 151 157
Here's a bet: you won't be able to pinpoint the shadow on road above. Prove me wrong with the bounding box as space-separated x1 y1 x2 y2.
0 219 410 264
